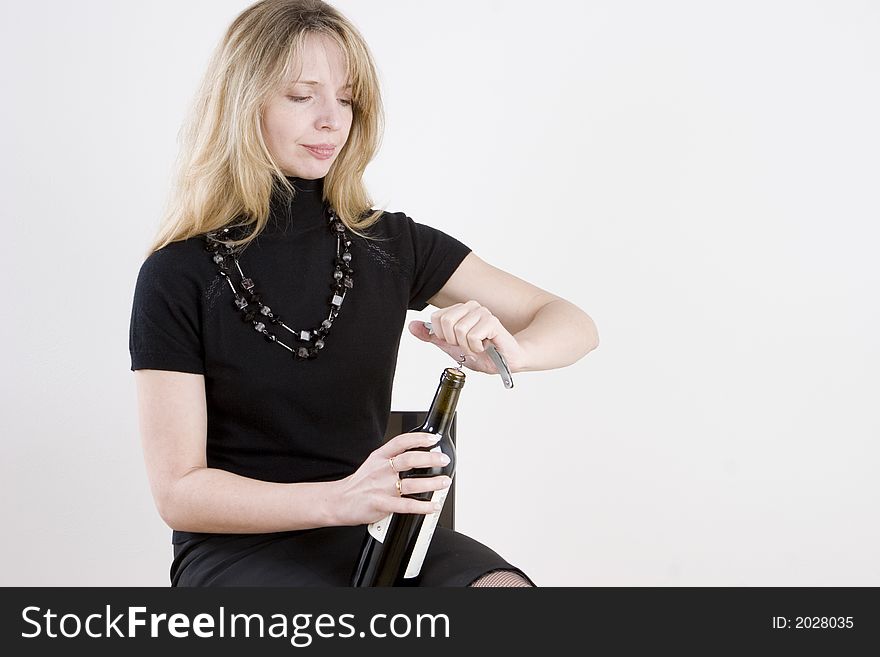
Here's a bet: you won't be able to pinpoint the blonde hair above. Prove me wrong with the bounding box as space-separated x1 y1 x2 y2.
148 0 385 256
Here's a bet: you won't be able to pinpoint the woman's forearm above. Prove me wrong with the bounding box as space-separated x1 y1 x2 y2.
160 467 342 534
513 299 599 372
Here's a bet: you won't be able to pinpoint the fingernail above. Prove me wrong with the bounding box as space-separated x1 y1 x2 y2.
440 454 450 465
427 434 441 442
433 503 443 512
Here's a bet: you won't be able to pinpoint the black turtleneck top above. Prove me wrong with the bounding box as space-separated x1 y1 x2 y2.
129 177 470 543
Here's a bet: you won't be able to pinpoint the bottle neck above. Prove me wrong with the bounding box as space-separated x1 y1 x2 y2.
422 370 464 435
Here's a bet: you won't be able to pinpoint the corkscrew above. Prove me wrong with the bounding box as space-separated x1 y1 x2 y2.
423 322 514 389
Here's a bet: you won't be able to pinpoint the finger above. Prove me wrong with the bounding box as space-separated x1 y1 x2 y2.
392 497 446 516
377 432 440 458
430 301 479 345
465 313 501 354
442 300 483 347
458 309 500 355
412 321 453 353
398 475 452 496
391 449 450 473
407 320 434 342
452 310 485 354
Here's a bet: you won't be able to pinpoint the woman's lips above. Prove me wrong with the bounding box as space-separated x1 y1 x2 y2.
303 145 335 160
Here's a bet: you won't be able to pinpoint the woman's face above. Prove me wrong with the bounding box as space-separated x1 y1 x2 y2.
261 33 354 179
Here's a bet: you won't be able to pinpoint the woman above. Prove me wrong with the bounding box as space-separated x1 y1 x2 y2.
130 0 598 587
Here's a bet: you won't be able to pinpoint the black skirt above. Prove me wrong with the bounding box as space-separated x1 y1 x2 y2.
170 526 535 587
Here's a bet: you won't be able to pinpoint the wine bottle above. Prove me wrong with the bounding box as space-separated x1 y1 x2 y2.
351 366 465 586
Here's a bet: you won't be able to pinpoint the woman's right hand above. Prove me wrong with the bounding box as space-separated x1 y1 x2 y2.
332 432 452 526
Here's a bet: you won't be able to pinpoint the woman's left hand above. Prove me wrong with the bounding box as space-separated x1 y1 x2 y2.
408 300 526 374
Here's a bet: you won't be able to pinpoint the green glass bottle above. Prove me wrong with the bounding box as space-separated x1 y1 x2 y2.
351 367 465 586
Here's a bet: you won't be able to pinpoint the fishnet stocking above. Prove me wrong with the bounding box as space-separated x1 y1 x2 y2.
468 569 534 587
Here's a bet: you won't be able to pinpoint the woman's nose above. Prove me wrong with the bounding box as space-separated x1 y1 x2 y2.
316 98 343 130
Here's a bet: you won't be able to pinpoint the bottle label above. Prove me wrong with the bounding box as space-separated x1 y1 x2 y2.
403 484 450 579
367 512 393 543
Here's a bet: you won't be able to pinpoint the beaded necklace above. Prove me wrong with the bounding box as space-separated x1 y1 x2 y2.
203 205 353 360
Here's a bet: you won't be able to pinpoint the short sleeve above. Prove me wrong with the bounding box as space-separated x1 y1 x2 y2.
129 246 206 374
407 218 472 311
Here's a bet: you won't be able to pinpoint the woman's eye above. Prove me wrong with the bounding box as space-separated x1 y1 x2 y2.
287 96 351 107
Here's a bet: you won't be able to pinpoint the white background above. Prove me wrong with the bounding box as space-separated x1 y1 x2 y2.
1 0 877 586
